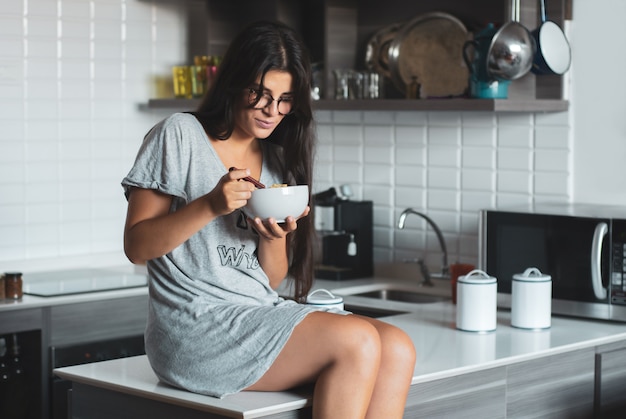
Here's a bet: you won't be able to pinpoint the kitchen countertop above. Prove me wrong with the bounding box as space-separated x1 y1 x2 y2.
53 276 626 418
0 265 148 311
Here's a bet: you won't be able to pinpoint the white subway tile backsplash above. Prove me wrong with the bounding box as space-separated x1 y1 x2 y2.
334 145 362 163
461 191 495 213
26 38 57 59
461 169 495 191
496 193 533 208
534 172 570 196
364 186 393 210
395 186 424 208
364 146 392 164
497 113 533 126
364 125 393 146
60 1 91 19
427 112 461 126
333 162 362 184
395 165 424 187
426 189 459 211
463 147 495 169
535 149 570 172
395 111 427 125
61 19 91 39
462 126 496 147
498 125 533 148
395 125 425 145
362 110 394 124
535 126 570 149
427 167 459 189
497 171 532 194
332 125 361 144
331 110 361 124
427 144 459 167
395 145 425 165
428 126 459 146
25 16 57 38
0 39 24 57
0 16 23 37
0 184 26 205
461 112 496 127
498 148 532 170
26 0 59 17
363 164 392 186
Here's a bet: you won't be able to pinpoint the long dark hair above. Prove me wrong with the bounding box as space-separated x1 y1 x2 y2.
194 20 316 301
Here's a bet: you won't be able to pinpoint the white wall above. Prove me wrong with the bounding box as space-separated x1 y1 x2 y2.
570 0 626 205
0 0 611 274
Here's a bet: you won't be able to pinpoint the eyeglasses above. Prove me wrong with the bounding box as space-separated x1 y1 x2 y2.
247 88 294 115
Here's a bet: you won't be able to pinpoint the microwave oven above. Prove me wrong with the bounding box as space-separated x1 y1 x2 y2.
479 203 626 322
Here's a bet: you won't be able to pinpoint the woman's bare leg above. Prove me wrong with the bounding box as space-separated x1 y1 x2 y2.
359 316 416 419
246 312 415 419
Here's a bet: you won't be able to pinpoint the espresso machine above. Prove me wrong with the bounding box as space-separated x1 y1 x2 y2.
313 187 373 280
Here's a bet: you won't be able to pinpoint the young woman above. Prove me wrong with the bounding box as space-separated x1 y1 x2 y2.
122 21 415 419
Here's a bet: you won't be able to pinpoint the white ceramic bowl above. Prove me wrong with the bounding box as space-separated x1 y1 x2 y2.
243 185 309 222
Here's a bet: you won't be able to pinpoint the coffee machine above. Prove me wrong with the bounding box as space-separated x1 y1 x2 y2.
313 187 373 280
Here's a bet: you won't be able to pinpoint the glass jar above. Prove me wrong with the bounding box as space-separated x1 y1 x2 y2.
4 272 23 300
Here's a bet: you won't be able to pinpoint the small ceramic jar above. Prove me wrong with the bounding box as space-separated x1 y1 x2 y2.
511 267 552 330
456 269 497 332
306 289 344 311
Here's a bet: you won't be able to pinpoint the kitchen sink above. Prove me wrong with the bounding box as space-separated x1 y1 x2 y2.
351 289 449 304
333 283 450 304
344 304 408 318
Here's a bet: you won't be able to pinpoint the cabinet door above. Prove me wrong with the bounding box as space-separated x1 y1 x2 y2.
595 344 626 418
506 348 595 419
50 295 148 346
404 367 506 419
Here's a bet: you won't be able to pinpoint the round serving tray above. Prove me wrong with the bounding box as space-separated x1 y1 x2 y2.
387 12 469 98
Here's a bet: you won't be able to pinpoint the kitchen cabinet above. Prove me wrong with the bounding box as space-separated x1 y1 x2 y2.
595 341 626 417
0 309 45 419
0 291 148 419
143 0 571 113
406 367 507 418
506 348 595 418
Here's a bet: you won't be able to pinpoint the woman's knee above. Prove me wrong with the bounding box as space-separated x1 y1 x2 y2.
378 324 416 367
331 317 382 369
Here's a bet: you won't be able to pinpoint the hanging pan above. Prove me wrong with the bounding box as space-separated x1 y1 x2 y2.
531 0 571 75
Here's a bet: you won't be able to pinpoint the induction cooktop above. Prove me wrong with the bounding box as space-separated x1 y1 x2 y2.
22 268 148 297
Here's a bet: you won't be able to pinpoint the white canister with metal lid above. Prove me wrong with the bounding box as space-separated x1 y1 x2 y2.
456 269 498 332
306 289 344 311
511 267 552 329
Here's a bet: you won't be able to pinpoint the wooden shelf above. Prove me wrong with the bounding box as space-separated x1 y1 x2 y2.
143 98 569 113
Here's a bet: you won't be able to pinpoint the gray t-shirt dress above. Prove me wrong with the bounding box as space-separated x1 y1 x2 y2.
122 113 329 398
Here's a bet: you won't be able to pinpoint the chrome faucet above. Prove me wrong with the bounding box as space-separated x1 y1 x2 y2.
397 208 449 286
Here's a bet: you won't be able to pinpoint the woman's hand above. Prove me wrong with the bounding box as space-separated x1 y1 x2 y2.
205 168 256 216
250 206 310 241
253 206 310 287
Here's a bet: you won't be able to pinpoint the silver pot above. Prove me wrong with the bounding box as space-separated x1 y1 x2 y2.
486 21 536 81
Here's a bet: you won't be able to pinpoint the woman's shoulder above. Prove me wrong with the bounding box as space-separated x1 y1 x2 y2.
157 112 201 131
145 113 204 142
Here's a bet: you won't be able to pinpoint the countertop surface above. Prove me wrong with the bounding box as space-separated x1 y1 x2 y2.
53 276 626 418
0 265 148 311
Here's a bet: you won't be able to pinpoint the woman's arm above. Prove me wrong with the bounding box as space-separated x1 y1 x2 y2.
123 169 256 264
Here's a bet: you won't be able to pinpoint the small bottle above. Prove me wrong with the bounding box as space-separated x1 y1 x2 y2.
4 272 23 300
0 274 5 299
